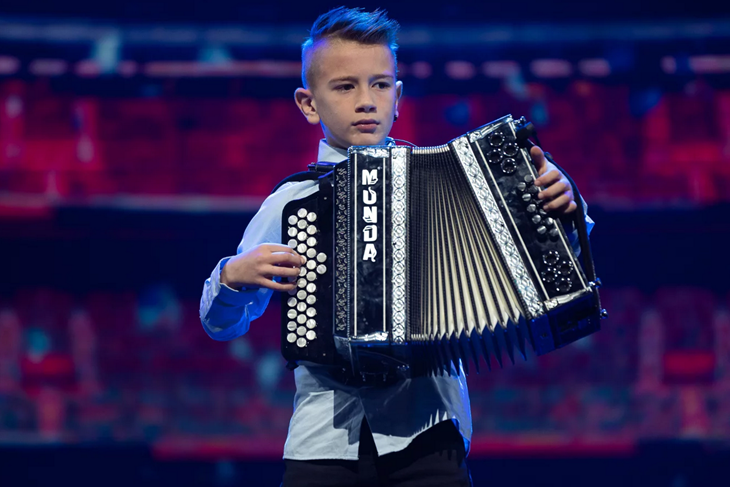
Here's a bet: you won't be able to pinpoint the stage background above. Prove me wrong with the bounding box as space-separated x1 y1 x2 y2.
0 1 729 485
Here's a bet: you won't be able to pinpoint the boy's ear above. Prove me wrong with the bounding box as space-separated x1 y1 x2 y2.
394 80 404 120
294 88 320 125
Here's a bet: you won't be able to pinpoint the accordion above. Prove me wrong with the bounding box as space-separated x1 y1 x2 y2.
281 115 605 379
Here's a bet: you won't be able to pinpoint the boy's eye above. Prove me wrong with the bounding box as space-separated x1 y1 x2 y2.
374 82 391 89
335 84 354 92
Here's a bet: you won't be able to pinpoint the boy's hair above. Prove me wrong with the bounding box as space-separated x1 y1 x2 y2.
301 7 400 88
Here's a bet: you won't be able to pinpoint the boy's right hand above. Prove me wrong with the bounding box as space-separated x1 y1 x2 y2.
220 243 304 292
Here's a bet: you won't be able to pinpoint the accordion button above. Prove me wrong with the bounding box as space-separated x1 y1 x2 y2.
306 319 317 329
297 326 307 336
517 182 527 192
306 283 317 293
287 297 297 307
287 333 297 343
288 216 298 226
556 277 572 293
297 290 307 300
298 231 308 241
527 204 537 213
306 308 317 317
307 212 318 222
541 268 557 282
297 314 307 324
287 310 297 319
299 267 307 277
287 321 297 331
297 278 307 288
306 225 317 235
306 330 317 341
524 174 535 184
306 260 317 270
558 260 574 276
532 215 542 224
316 253 327 263
307 248 317 258
500 158 517 174
536 225 547 235
545 217 555 226
297 220 308 230
288 288 297 296
297 244 307 254
503 142 519 157
487 149 502 164
489 132 505 147
296 302 307 312
306 237 317 247
521 193 532 202
306 296 317 305
543 250 560 265
297 208 308 218
296 338 307 348
528 185 540 195
288 239 298 248
288 227 297 237
316 264 327 275
306 272 317 281
549 228 560 238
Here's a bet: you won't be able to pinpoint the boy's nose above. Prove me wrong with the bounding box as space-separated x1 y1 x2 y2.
355 90 377 112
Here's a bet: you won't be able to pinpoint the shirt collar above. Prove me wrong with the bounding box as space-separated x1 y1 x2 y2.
316 138 396 163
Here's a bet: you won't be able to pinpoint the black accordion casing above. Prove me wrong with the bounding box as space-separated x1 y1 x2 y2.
281 115 604 378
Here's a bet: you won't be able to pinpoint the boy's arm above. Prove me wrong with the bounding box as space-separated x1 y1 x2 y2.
199 180 319 341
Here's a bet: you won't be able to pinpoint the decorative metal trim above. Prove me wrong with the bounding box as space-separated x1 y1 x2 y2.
452 136 545 318
468 114 513 143
350 147 389 159
391 147 408 343
334 164 350 333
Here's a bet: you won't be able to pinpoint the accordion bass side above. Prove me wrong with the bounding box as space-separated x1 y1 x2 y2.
281 114 606 378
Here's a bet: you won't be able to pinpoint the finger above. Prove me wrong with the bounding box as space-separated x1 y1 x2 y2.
534 170 561 188
263 264 301 278
530 146 547 176
262 243 298 255
268 252 305 267
538 180 570 201
256 277 297 292
543 194 573 213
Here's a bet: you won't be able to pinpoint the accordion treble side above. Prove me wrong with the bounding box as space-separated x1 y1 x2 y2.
281 115 605 378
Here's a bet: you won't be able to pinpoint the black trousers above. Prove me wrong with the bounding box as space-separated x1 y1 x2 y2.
281 420 472 487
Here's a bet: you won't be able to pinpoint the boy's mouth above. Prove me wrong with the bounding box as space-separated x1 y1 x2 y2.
353 119 379 132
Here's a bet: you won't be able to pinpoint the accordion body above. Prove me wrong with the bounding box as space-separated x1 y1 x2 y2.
281 115 604 378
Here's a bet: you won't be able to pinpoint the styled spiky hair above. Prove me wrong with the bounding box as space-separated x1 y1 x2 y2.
301 7 400 87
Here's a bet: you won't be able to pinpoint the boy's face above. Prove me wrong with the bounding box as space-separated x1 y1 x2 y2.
295 39 403 150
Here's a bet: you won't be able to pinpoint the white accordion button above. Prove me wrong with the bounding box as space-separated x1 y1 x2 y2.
306 260 317 270
316 264 326 275
287 310 297 320
316 253 327 263
298 231 308 241
306 283 316 293
306 271 317 281
306 212 317 222
306 248 317 259
288 227 297 237
287 333 297 343
297 243 307 254
306 319 317 329
296 290 307 300
306 225 317 235
287 215 298 226
299 267 307 277
296 337 307 348
288 239 297 248
296 302 307 312
306 237 317 247
297 278 307 288
297 220 307 230
287 321 297 331
306 295 316 305
297 326 307 336
306 330 317 341
306 308 317 318
287 298 297 307
297 208 308 218
296 314 307 324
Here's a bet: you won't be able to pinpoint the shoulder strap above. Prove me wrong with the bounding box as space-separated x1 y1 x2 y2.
270 161 344 195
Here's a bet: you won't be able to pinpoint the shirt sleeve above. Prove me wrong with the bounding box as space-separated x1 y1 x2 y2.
199 180 319 341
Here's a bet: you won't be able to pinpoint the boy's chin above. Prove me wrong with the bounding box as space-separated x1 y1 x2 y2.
345 133 388 148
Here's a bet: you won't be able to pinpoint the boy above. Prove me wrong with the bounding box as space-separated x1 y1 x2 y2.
200 7 587 487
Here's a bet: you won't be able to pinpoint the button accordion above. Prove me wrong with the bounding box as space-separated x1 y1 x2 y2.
281 115 605 379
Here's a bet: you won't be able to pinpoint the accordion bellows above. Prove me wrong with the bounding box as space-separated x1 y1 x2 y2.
281 115 604 378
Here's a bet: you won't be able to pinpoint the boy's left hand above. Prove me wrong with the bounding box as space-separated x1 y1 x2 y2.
531 146 577 215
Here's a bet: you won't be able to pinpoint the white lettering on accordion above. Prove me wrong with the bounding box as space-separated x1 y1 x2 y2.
361 169 379 262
